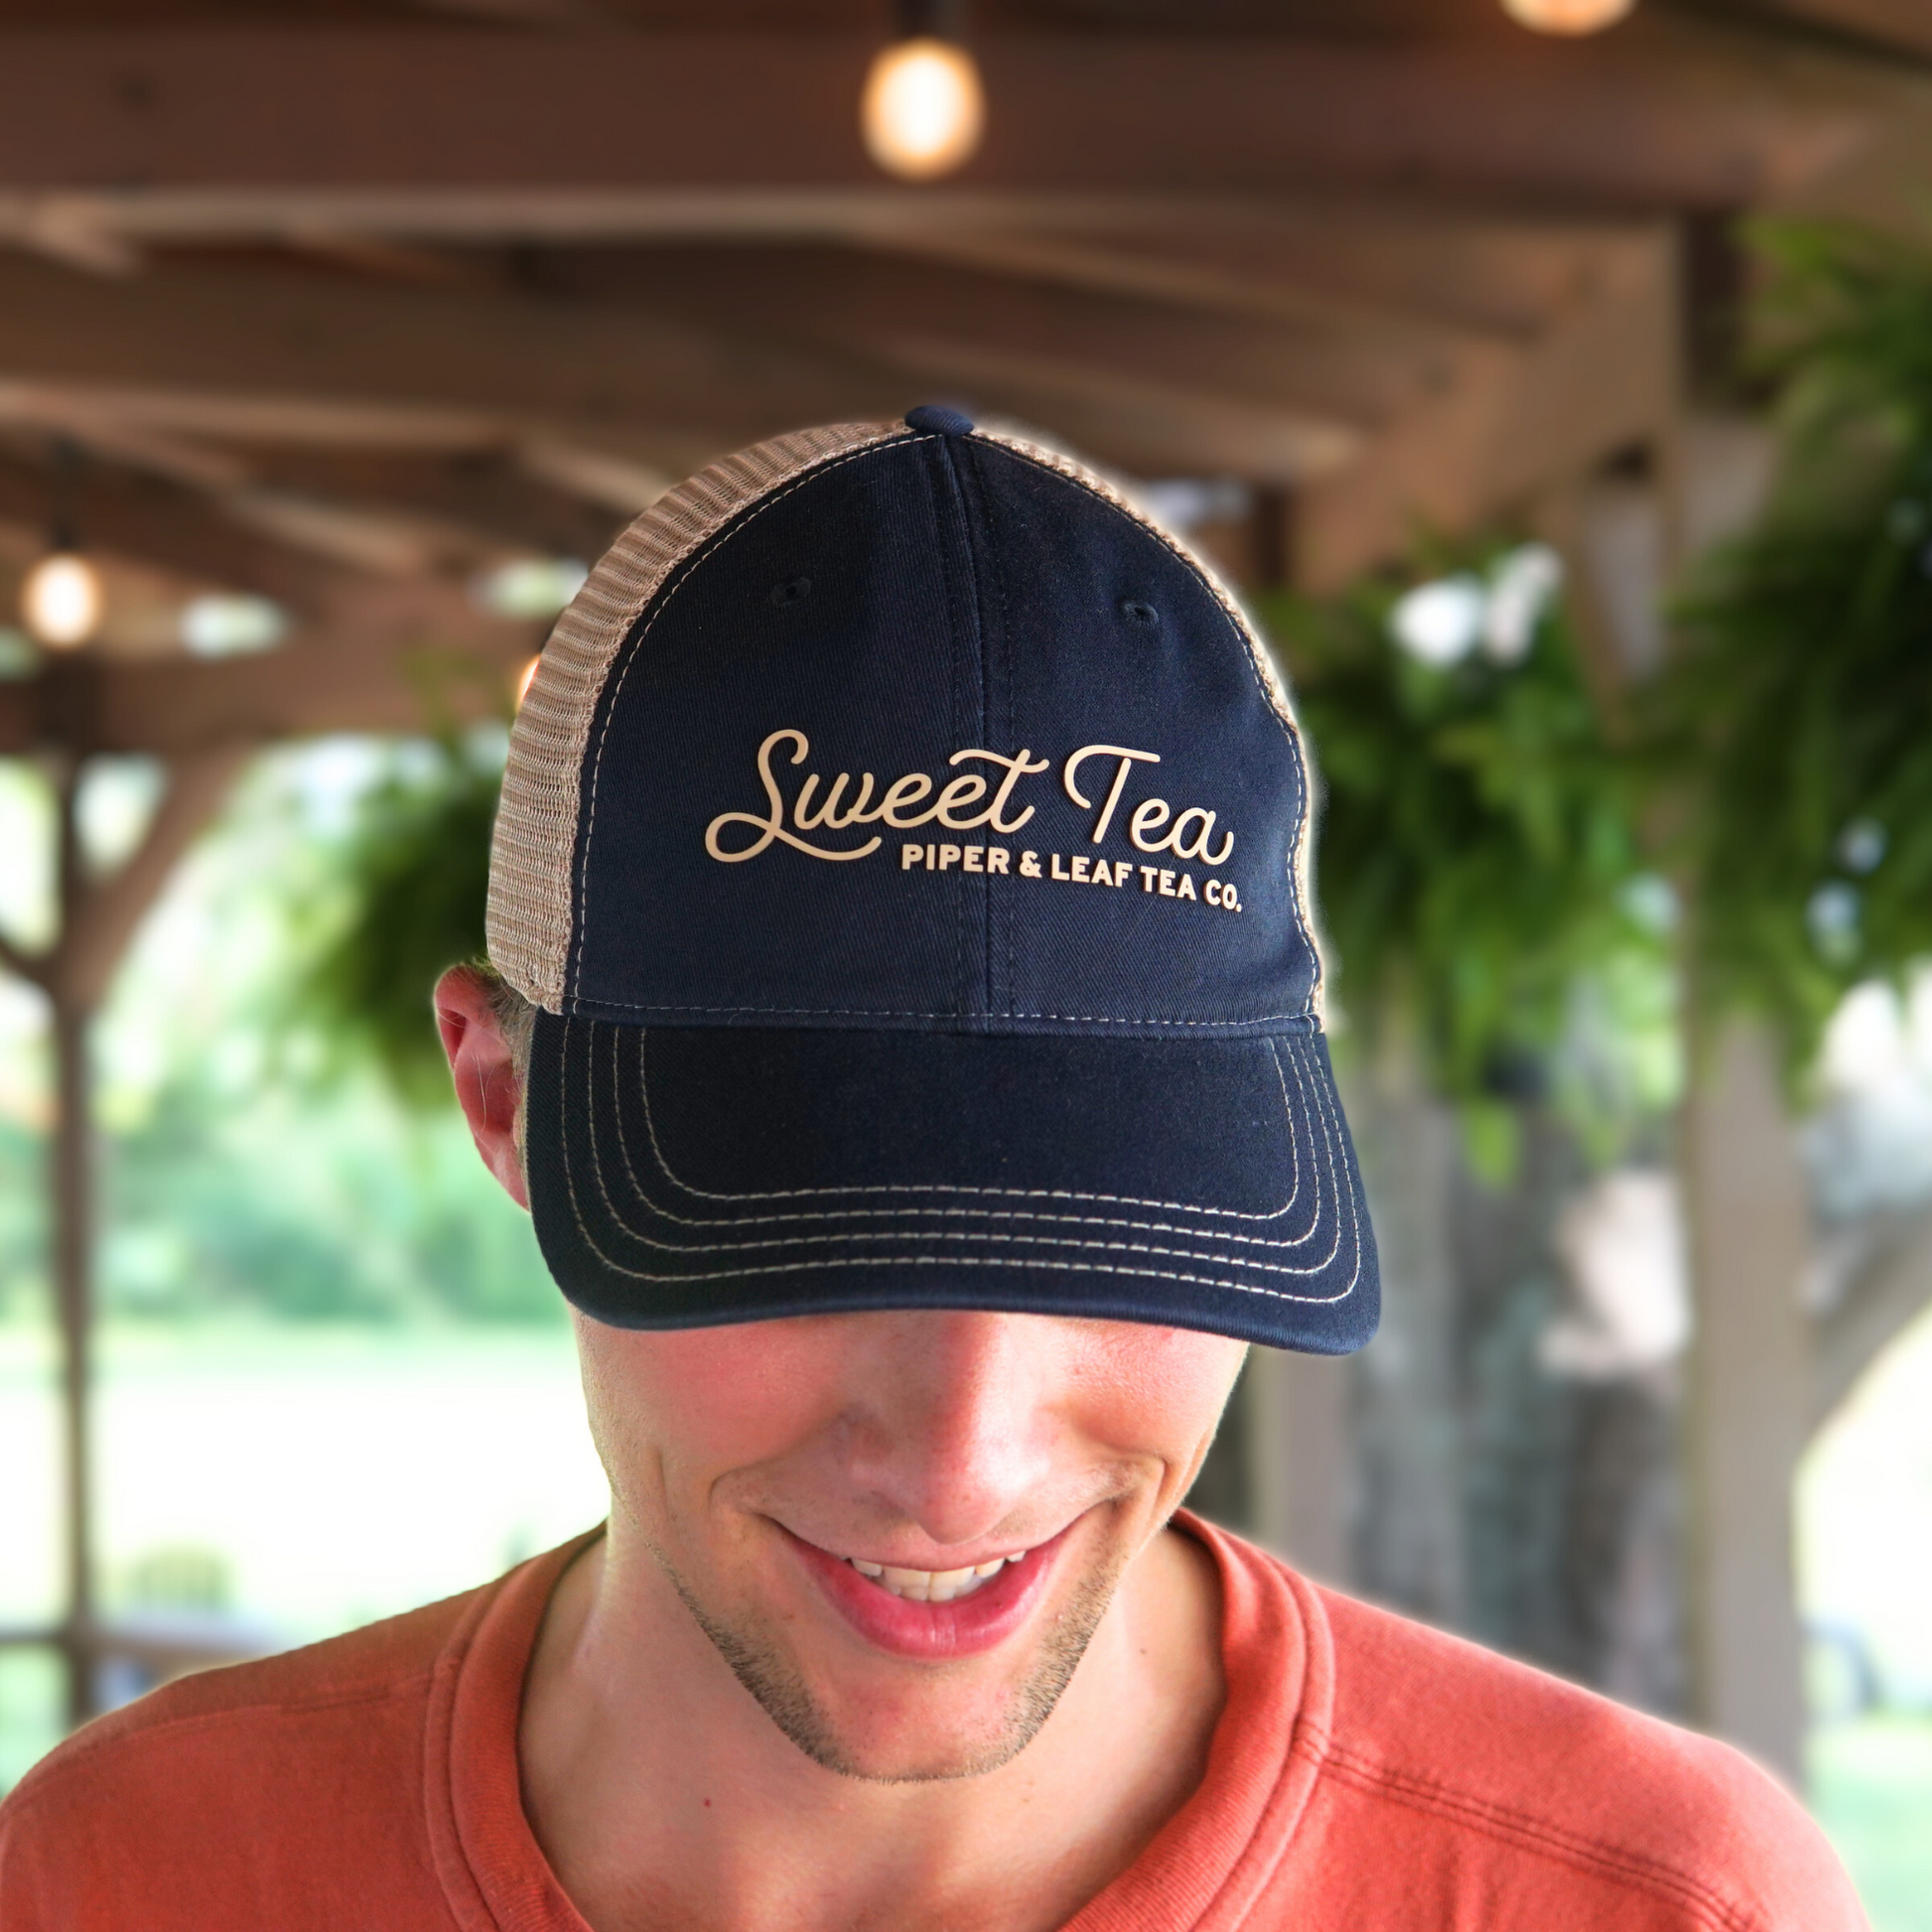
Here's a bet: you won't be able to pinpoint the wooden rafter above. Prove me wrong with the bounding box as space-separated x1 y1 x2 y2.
1296 226 1681 587
0 592 536 761
0 16 1914 217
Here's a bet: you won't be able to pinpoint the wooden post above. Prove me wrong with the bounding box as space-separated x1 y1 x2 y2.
1681 1022 1810 1785
1245 1039 1460 1607
1245 1347 1352 1583
50 993 96 1726
5 747 250 1728
48 760 98 1726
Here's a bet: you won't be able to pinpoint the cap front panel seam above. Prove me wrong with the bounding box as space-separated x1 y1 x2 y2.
931 440 973 1019
942 434 1001 1021
559 1000 1319 1027
974 431 1319 1019
489 419 898 1010
569 435 931 1005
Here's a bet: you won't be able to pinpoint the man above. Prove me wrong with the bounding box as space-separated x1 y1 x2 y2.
0 408 1862 1929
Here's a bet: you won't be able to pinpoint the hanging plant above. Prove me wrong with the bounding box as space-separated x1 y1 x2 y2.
1257 545 1671 1174
1661 218 1932 1077
298 732 504 1105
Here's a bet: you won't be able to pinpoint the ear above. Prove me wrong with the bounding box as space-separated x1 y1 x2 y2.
434 964 529 1210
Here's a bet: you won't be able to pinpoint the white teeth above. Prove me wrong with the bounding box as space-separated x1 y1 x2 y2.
845 1551 1024 1602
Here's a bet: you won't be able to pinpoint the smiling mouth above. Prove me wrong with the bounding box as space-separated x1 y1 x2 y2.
841 1552 1028 1603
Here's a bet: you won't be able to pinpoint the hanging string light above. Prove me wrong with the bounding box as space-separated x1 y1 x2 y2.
21 441 102 649
22 547 103 647
861 2 984 182
1501 0 1635 32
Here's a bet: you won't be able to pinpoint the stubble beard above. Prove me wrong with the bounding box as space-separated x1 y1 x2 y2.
653 1545 1121 1784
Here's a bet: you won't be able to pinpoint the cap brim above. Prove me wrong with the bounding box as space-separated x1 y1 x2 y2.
523 1013 1378 1353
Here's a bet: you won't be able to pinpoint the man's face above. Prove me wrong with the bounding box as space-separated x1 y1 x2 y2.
576 1308 1245 1784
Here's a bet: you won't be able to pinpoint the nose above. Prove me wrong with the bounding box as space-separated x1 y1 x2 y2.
843 1311 1062 1552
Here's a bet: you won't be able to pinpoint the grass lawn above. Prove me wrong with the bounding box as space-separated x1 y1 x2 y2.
1811 1715 1932 1932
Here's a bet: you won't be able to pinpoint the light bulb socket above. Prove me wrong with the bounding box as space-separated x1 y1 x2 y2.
896 0 965 41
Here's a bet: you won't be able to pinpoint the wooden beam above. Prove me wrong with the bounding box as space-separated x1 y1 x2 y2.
967 209 1666 344
1813 1207 1932 1430
0 17 1911 216
0 219 1682 598
0 252 910 459
0 923 42 991
0 451 345 609
0 378 671 529
1293 226 1680 588
857 225 1525 350
0 247 1358 484
214 489 508 578
0 232 1685 588
0 377 508 454
858 335 1361 483
0 592 536 761
1762 0 1932 61
53 749 249 1016
570 242 1419 433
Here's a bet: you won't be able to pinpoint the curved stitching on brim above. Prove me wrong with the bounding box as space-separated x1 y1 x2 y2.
600 1033 1337 1263
562 1001 1317 1027
548 1020 1365 1306
622 1024 1311 1228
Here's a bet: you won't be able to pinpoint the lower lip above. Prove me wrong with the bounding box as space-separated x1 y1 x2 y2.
786 1527 1068 1661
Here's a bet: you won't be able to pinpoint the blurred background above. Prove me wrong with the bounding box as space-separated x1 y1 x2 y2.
1 0 1931 1922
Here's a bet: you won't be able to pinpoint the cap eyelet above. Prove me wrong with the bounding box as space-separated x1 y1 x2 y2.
1119 599 1161 627
770 576 812 608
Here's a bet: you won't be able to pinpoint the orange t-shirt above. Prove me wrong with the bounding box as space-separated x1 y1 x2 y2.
0 1516 1863 1930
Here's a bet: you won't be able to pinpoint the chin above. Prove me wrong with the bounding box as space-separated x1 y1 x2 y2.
671 1552 1113 1784
766 1663 1068 1785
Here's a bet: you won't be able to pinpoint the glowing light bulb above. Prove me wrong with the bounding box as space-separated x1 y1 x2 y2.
1501 0 1635 32
861 38 985 181
22 550 102 647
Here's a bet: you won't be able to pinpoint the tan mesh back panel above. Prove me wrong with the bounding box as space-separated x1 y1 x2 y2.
487 420 900 1009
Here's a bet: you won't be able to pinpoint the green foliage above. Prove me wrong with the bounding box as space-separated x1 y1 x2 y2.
98 1066 558 1324
1259 220 1932 1141
0 745 561 1327
1663 219 1932 1075
1258 560 1671 1173
301 736 503 1105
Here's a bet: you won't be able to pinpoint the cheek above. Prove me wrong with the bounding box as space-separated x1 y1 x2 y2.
1072 1325 1248 1461
575 1314 847 1487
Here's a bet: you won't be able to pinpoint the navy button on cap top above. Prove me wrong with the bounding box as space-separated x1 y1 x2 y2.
904 403 976 435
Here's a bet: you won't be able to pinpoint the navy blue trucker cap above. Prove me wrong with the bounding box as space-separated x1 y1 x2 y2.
485 407 1378 1353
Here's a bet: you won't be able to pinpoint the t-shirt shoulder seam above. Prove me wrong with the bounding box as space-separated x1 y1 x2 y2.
1311 1733 1770 1932
3 1669 439 1820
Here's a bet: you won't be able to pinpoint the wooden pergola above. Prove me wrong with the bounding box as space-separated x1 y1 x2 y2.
1 0 1929 1768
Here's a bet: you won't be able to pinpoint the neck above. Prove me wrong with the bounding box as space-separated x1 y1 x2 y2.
518 1518 1226 1932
